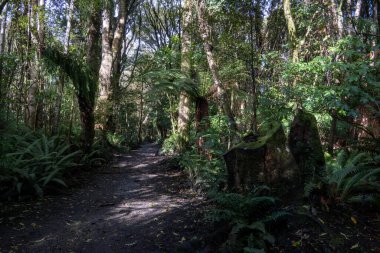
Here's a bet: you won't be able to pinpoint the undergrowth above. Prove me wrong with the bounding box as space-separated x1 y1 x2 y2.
207 186 290 253
0 127 108 200
327 149 380 208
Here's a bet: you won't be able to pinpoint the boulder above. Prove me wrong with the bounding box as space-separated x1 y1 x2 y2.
223 123 299 192
289 109 325 184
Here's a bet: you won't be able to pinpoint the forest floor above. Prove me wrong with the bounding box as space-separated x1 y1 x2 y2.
0 143 212 253
1 143 379 253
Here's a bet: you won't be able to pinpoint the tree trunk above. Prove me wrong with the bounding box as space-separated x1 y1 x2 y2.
355 0 362 19
138 83 144 143
177 0 193 147
196 0 237 132
27 0 38 129
80 9 101 152
248 0 262 133
283 0 299 63
78 98 95 151
52 0 74 135
35 0 45 130
0 2 7 110
98 0 127 131
328 112 337 155
330 0 344 38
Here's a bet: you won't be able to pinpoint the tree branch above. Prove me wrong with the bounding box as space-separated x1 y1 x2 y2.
0 0 9 15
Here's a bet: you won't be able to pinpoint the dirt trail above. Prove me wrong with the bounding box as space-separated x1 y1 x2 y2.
0 143 211 253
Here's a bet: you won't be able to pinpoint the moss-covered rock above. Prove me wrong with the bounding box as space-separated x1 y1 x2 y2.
289 109 325 184
223 123 300 192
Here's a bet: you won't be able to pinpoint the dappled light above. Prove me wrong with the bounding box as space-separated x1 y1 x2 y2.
0 0 379 252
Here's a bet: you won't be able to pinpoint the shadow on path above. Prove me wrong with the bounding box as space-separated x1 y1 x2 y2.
0 143 211 253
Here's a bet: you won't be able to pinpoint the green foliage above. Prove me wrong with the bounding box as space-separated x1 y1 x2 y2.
0 130 81 198
174 115 231 189
144 69 200 99
207 186 289 252
327 150 380 207
106 132 127 147
79 140 108 168
43 47 97 107
179 149 225 190
161 132 182 155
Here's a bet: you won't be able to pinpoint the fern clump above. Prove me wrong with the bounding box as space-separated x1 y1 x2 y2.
0 130 82 198
207 186 290 252
326 149 380 208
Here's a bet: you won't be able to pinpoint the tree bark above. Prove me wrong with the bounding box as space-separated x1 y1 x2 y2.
355 0 362 19
81 9 101 152
196 0 237 132
330 0 344 38
0 0 8 15
0 2 7 108
35 0 45 130
52 0 74 135
98 0 127 132
27 0 39 129
283 0 299 63
177 0 193 147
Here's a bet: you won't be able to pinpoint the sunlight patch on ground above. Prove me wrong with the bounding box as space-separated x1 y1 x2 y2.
106 195 184 225
131 163 149 169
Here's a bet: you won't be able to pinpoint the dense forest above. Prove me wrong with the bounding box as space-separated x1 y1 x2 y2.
0 0 379 252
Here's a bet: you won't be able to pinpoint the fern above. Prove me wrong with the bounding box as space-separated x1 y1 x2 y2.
144 69 200 99
208 186 285 252
1 132 82 197
328 150 380 206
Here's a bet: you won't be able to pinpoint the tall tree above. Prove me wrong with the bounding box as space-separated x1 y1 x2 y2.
98 0 137 132
177 0 193 147
44 7 102 151
196 0 237 132
283 0 299 63
26 0 46 129
51 0 74 134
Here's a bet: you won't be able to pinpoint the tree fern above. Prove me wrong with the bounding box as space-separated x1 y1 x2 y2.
144 69 200 99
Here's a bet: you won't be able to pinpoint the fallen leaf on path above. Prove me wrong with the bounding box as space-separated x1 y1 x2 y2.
125 241 137 246
351 243 359 249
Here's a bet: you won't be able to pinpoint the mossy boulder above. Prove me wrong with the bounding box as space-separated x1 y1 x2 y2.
223 123 300 192
289 109 325 184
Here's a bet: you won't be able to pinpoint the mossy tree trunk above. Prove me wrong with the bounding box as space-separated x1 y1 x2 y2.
283 0 299 63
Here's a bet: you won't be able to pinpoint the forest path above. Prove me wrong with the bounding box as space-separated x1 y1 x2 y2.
0 143 210 253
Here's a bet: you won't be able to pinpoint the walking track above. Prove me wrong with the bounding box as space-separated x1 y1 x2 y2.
0 143 211 253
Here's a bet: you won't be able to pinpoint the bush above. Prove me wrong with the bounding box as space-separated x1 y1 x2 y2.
0 130 81 198
179 148 225 190
327 149 380 207
207 186 289 252
161 132 182 155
